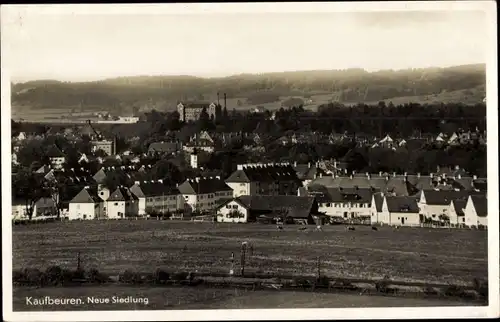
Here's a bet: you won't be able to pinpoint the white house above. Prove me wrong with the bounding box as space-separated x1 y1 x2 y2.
216 199 249 223
379 196 420 226
464 195 488 228
78 153 89 164
106 187 139 219
448 199 467 227
177 177 233 213
309 186 373 220
129 180 183 216
418 190 470 221
370 193 385 225
68 187 103 220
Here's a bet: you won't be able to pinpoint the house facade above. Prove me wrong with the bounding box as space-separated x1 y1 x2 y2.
177 102 217 122
68 187 103 220
106 187 139 219
129 181 184 216
177 177 233 213
309 186 373 220
378 196 420 226
464 195 488 228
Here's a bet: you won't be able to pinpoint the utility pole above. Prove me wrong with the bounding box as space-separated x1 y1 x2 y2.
317 256 321 280
240 242 247 277
77 251 81 271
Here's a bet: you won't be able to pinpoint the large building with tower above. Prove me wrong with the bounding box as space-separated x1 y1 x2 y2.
177 92 227 122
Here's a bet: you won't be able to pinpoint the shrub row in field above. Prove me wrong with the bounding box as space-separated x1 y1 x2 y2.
13 266 109 286
118 269 202 285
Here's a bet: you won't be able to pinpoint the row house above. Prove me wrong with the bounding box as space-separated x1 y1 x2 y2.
417 189 485 222
463 195 488 228
177 177 233 213
216 195 318 224
226 163 301 198
129 180 184 216
148 141 181 156
372 195 420 227
309 186 373 220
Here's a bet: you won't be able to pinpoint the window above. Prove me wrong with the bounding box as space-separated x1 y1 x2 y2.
232 205 238 209
100 192 104 195
326 203 331 207
359 203 363 208
240 183 245 186
114 203 118 206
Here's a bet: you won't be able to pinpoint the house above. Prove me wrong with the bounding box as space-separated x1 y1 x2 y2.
183 134 216 154
376 196 420 226
46 145 66 169
464 195 488 228
34 197 56 217
177 177 233 213
308 186 373 220
370 193 385 225
129 180 184 216
216 195 318 224
226 163 301 198
15 132 27 141
418 190 472 221
12 198 29 220
68 186 103 220
78 153 89 164
91 139 115 156
448 199 467 228
177 101 217 122
106 186 139 219
148 142 180 156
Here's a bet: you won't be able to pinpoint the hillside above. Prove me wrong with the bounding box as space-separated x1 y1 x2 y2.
11 64 486 117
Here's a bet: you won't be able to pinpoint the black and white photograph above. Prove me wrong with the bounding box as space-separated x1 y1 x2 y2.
1 2 498 321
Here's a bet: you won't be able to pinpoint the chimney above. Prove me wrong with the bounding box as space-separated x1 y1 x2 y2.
455 165 460 170
430 173 434 178
379 171 382 177
176 183 179 187
158 179 163 184
134 181 140 185
216 176 220 180
84 185 90 190
473 175 477 180
224 93 227 110
308 162 311 168
294 161 297 167
367 173 371 180
350 174 353 180
457 174 462 179
332 173 336 179
392 172 396 177
319 173 323 178
385 175 389 181
195 177 200 183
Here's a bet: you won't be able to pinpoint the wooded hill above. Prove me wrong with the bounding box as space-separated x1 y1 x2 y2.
11 64 485 113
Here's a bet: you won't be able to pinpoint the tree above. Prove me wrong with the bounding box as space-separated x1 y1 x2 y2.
12 169 47 221
150 160 183 183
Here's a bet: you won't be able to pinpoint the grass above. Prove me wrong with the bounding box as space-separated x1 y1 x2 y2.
12 221 487 286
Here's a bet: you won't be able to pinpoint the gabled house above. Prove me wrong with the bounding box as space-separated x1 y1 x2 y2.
216 195 318 224
106 186 139 219
464 195 488 228
370 192 385 225
418 190 472 221
448 199 467 228
68 186 103 220
129 180 183 216
378 195 420 226
309 186 374 220
177 177 233 213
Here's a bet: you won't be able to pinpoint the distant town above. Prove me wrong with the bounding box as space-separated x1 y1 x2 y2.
11 96 488 229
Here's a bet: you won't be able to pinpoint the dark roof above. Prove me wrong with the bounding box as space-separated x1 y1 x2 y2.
107 187 138 202
178 177 232 194
385 196 419 213
373 193 384 212
328 187 374 203
307 185 331 203
293 164 327 180
70 187 101 203
451 200 467 217
148 142 179 154
130 182 179 197
46 145 65 158
471 195 487 217
235 195 316 218
422 190 471 205
226 165 299 183
472 179 487 192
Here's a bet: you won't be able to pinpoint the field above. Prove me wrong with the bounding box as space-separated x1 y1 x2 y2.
12 285 471 311
12 221 488 286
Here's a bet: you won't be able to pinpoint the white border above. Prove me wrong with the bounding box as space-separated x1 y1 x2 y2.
1 2 498 321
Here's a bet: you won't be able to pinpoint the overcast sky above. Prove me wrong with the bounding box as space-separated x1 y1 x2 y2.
1 3 492 82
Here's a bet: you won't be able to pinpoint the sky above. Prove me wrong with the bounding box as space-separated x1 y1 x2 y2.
1 3 492 83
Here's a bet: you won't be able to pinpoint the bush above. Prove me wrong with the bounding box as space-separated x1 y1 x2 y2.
444 285 467 297
43 265 64 286
23 268 43 286
119 270 143 284
375 276 391 293
154 269 170 284
13 270 25 284
87 268 109 284
473 278 488 299
171 271 189 281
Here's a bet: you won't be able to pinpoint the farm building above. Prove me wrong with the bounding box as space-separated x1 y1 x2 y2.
177 177 233 213
308 185 373 220
226 163 301 198
216 195 318 224
68 187 103 220
129 180 184 216
464 195 488 228
378 196 420 226
106 187 139 219
447 199 467 227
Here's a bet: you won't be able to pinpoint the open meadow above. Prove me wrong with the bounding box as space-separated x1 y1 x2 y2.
12 221 488 286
